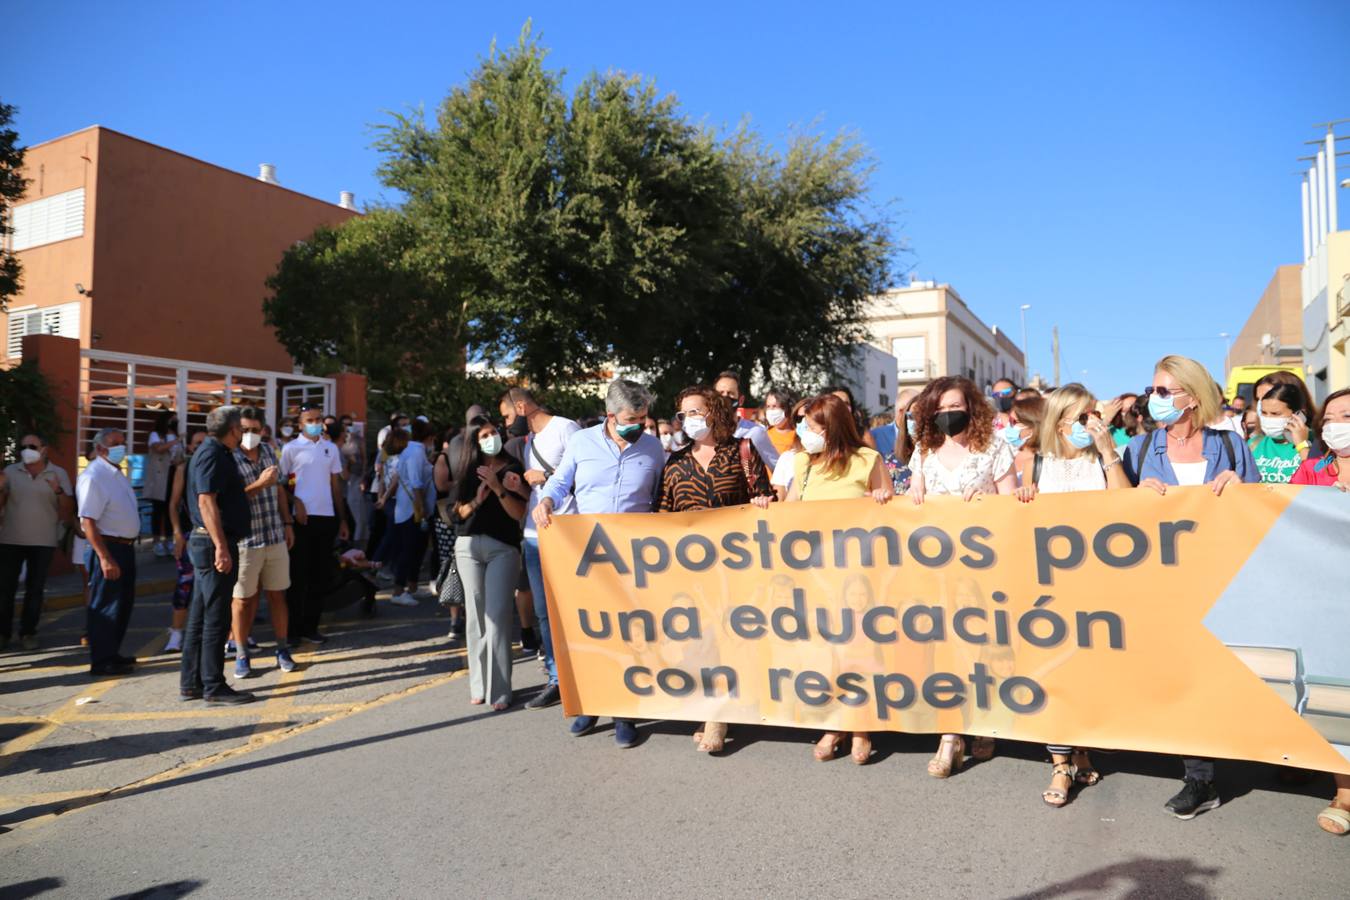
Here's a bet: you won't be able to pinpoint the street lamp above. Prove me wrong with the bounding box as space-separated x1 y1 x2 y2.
1019 304 1031 382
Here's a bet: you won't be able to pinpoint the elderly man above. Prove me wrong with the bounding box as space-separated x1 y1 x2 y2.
0 434 75 651
870 388 920 459
180 406 254 704
533 379 665 748
713 370 780 470
76 428 141 677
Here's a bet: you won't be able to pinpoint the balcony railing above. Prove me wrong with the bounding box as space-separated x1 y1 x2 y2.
897 359 935 380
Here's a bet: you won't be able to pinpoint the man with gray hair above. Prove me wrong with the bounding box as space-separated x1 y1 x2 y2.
76 427 141 676
180 406 254 704
533 378 664 747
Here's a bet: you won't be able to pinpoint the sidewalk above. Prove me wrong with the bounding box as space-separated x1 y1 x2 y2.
0 573 538 831
40 544 180 612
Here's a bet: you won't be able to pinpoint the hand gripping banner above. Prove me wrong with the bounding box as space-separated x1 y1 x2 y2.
539 485 1350 774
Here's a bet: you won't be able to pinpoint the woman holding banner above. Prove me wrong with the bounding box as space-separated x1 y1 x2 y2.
786 393 891 764
908 376 1016 777
658 386 775 753
1287 389 1350 834
1013 383 1128 806
1122 355 1259 820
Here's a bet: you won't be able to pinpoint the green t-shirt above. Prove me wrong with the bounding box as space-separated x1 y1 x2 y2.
1111 427 1131 449
1249 435 1301 484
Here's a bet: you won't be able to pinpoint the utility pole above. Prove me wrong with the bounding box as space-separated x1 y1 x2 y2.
1052 326 1060 388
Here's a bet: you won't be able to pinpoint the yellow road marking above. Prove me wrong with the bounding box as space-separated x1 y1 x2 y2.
8 667 466 832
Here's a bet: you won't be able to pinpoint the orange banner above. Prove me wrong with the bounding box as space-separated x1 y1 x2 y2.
539 484 1350 774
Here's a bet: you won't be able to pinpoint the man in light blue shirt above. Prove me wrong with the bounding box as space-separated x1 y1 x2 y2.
714 370 780 470
533 378 664 748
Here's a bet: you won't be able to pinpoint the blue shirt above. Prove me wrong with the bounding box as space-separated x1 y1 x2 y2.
1123 428 1260 486
871 422 899 458
394 442 434 524
734 419 780 470
541 423 664 515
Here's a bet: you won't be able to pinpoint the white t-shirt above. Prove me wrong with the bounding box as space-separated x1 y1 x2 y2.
76 456 141 539
771 449 798 488
523 415 580 539
1036 454 1106 494
1172 461 1207 486
281 435 343 517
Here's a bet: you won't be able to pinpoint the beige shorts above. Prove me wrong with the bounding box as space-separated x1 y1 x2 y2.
233 541 291 598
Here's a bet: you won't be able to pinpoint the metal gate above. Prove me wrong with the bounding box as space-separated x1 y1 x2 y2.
77 350 335 501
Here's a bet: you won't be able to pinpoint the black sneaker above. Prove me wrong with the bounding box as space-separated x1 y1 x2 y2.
89 661 134 677
205 687 257 705
1164 778 1221 820
180 688 203 701
525 684 560 710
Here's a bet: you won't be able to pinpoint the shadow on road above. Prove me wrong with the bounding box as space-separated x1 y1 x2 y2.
1004 857 1220 899
108 879 205 899
0 877 64 899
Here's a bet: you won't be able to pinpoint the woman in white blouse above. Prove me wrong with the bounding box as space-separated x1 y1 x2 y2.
1013 383 1128 807
909 376 1015 777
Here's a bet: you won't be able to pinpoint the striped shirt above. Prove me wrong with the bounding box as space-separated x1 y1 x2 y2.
234 442 285 549
658 440 773 512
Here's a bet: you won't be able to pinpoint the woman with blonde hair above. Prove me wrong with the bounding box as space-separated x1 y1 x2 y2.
1014 383 1129 806
1122 355 1259 821
1002 395 1045 487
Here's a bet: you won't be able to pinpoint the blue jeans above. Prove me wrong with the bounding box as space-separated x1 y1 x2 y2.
522 537 556 685
87 541 136 668
181 534 239 697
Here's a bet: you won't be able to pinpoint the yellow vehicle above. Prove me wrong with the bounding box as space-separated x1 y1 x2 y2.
1226 365 1304 406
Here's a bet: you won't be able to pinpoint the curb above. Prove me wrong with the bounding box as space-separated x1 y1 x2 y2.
44 578 179 612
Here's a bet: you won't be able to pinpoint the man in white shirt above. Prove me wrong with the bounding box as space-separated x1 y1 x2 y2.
281 404 348 644
714 370 780 470
76 428 142 677
510 388 580 710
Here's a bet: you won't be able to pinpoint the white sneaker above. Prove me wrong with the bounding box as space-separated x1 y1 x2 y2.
163 629 183 652
389 592 419 608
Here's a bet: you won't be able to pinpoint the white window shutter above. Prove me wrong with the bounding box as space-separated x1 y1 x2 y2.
11 188 86 252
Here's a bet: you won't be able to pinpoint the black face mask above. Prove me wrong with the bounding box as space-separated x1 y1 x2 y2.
934 410 971 437
994 395 1014 413
507 417 530 438
326 423 343 439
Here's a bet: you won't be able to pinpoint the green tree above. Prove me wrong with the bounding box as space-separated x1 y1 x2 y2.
0 101 28 312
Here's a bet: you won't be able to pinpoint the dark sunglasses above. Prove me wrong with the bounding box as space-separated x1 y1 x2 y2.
994 388 1014 398
1143 386 1186 400
1072 411 1102 426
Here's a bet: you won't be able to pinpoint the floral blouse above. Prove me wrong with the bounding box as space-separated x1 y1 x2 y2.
916 439 1015 496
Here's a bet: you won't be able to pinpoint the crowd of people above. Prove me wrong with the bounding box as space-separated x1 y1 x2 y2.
1 354 1348 836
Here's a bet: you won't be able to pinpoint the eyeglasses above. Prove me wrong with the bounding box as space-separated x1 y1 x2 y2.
994 388 1014 398
1143 386 1187 400
674 410 708 422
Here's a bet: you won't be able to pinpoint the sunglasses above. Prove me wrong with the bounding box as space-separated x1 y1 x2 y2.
994 388 1015 398
1065 412 1102 427
1143 386 1187 400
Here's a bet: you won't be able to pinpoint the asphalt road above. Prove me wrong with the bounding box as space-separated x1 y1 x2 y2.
2 646 1345 899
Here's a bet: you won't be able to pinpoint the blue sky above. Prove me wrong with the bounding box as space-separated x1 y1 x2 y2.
5 1 1349 396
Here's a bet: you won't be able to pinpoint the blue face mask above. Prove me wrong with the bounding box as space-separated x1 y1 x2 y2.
106 445 127 465
1147 392 1185 426
999 424 1026 449
1068 421 1094 449
304 422 324 438
905 415 918 439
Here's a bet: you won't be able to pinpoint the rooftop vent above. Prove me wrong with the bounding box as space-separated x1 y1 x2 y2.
257 164 279 184
339 191 356 210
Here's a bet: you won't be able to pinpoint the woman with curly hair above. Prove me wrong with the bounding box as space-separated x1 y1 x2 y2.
908 376 1015 778
659 385 774 753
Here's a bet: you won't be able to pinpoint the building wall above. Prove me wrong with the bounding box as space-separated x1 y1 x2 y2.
1230 264 1302 370
3 126 357 372
1302 231 1350 402
834 342 898 417
90 129 357 372
2 128 98 357
863 283 1026 392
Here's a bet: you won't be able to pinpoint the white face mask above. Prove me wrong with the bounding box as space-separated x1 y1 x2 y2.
20 448 42 465
479 434 502 457
660 434 673 451
240 432 262 451
765 408 786 427
672 429 684 445
1323 422 1350 453
280 426 294 438
799 428 827 455
1258 415 1289 438
683 416 709 441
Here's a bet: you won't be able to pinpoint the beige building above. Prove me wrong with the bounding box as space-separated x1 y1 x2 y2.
1229 264 1303 370
862 281 1026 392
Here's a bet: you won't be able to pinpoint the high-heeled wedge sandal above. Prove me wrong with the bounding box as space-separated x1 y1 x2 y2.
971 736 996 761
1318 802 1350 835
927 734 965 778
850 733 872 765
814 732 843 761
1043 762 1078 807
694 721 728 753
